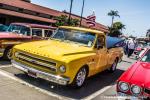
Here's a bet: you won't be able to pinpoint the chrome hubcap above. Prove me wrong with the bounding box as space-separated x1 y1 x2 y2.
7 49 12 59
76 68 86 87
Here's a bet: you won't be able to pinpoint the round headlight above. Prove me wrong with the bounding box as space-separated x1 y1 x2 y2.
118 82 129 92
59 65 66 73
15 52 19 57
131 85 142 95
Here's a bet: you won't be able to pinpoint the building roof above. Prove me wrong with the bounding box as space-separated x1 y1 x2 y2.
0 0 63 17
0 0 109 33
0 9 56 23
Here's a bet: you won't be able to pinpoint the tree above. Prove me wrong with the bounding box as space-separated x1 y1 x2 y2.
108 10 120 28
55 15 79 27
108 22 125 37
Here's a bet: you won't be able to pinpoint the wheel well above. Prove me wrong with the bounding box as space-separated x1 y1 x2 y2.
82 65 89 77
6 45 13 49
4 46 13 52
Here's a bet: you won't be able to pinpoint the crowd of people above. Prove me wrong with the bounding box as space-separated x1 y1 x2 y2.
123 38 138 57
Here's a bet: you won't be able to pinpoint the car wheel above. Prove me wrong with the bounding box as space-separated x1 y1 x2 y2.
3 47 12 60
108 59 118 73
72 67 87 88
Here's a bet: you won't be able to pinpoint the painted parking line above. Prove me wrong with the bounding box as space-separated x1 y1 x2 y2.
0 68 115 100
84 85 114 100
0 65 12 68
0 69 74 100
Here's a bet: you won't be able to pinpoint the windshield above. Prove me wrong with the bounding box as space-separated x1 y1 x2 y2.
51 28 96 47
141 49 150 62
7 24 30 36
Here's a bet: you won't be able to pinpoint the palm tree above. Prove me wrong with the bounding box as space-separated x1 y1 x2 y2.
113 22 125 31
108 22 125 37
108 10 120 28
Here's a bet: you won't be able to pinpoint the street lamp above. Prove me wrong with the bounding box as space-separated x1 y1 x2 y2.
68 0 73 25
80 0 85 26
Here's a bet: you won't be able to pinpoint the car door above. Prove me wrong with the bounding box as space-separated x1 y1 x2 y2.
95 35 108 73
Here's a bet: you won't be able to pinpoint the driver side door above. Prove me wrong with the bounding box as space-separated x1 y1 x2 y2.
95 35 108 73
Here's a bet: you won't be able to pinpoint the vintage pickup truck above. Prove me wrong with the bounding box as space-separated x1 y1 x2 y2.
11 26 123 88
0 23 56 60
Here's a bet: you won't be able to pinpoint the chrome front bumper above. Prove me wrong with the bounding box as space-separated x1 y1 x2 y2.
117 92 146 100
11 60 70 85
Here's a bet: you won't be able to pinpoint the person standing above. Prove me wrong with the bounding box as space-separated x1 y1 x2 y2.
127 38 136 57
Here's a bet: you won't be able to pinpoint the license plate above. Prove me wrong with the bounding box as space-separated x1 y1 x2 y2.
28 70 37 78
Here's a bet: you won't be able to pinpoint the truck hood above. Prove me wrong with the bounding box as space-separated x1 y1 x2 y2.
119 61 150 88
0 32 30 39
14 40 94 62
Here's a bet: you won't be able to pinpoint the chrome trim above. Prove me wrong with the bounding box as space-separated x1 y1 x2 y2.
16 54 56 70
11 60 70 85
118 81 130 92
130 84 142 96
16 52 56 66
15 52 57 72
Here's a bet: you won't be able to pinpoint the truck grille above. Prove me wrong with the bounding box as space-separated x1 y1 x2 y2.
15 52 57 72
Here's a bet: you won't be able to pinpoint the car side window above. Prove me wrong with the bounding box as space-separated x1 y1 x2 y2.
95 35 105 49
44 30 53 37
20 26 30 36
32 29 42 37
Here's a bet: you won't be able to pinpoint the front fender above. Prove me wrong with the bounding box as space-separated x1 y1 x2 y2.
64 55 96 84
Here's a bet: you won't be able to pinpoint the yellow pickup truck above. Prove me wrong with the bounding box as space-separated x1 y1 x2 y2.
11 26 123 88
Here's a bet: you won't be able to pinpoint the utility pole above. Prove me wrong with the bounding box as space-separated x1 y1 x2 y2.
80 0 85 26
68 0 73 25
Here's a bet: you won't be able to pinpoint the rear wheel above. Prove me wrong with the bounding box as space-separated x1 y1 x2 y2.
3 47 12 60
108 59 118 73
72 67 87 88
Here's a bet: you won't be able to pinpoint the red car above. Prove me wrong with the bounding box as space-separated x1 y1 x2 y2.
0 23 56 60
117 48 150 99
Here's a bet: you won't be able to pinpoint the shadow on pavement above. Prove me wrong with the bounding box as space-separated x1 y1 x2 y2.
0 58 11 66
14 69 124 99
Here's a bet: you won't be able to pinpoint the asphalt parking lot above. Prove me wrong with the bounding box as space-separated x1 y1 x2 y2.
0 55 136 100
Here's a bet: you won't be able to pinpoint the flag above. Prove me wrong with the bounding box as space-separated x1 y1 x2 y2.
86 12 96 27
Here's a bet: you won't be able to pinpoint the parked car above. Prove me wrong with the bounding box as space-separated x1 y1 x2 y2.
11 26 123 88
0 23 56 60
134 42 150 59
0 24 8 32
117 47 150 99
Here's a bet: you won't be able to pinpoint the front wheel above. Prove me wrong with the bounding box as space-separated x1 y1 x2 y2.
108 59 118 73
72 67 87 88
3 47 12 60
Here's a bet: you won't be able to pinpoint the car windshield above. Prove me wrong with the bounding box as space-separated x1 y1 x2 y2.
141 49 150 62
7 24 30 36
51 28 96 47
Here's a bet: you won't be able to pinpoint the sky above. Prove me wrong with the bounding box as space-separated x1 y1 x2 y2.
31 0 150 37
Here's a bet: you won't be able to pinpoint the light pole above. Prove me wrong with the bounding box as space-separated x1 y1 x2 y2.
80 0 85 26
68 0 73 25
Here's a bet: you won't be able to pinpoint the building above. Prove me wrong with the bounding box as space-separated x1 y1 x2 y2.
0 0 109 33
